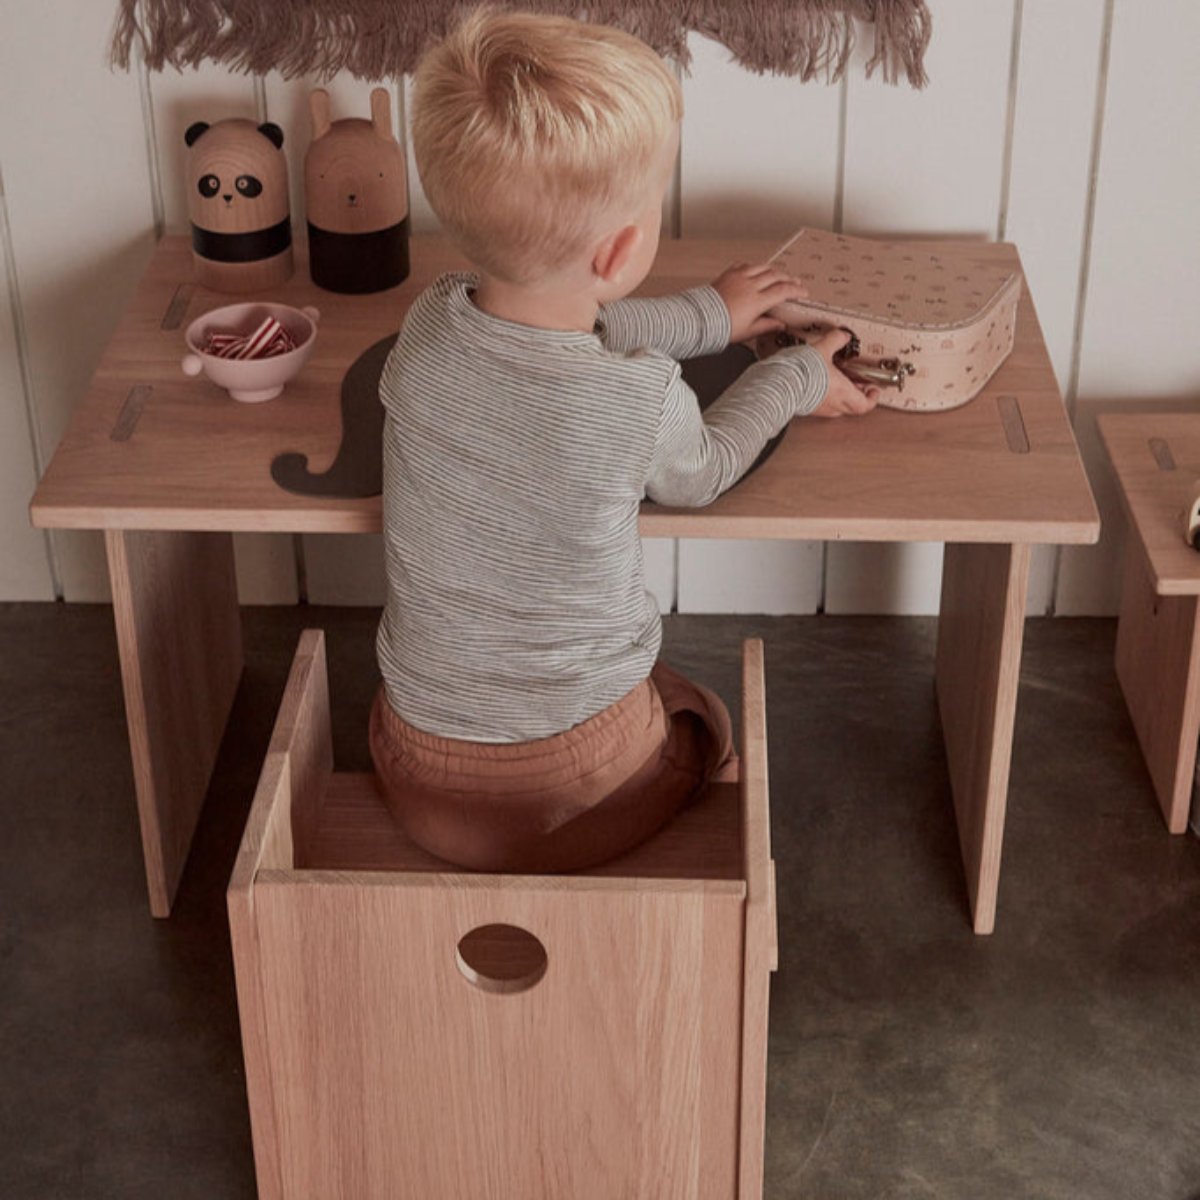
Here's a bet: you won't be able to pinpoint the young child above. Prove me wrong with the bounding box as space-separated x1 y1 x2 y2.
370 8 876 872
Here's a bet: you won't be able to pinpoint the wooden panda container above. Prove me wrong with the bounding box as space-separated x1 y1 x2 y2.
185 119 294 292
228 630 778 1200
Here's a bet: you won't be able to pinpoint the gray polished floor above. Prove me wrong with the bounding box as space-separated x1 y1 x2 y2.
3 603 1199 1199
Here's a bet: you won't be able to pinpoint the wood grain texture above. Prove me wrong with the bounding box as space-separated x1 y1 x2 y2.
305 87 408 234
266 628 333 862
227 753 290 1200
645 244 1097 546
106 528 243 915
1101 413 1200 832
30 235 1098 550
1113 552 1200 833
184 117 293 290
303 773 746 882
262 73 400 246
228 635 776 1198
227 631 322 1200
737 638 776 1200
1098 414 1200 597
934 541 1031 935
250 876 743 1199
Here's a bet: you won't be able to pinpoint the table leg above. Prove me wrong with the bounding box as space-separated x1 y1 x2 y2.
106 530 244 917
1114 551 1200 833
935 542 1031 935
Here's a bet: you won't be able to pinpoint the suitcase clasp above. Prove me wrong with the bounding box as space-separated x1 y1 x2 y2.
839 357 917 391
766 328 916 392
832 327 916 391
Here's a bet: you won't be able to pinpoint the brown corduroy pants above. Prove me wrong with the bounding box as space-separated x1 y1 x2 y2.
368 661 735 873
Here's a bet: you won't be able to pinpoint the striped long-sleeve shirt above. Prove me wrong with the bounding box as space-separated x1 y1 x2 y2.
376 273 828 741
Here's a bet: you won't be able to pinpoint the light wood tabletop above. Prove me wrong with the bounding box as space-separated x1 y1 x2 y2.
31 234 1099 545
29 232 1100 932
1099 413 1200 595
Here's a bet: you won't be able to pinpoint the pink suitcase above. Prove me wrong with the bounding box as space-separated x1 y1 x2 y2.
763 228 1022 412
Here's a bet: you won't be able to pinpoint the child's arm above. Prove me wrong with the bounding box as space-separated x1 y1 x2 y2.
646 330 876 508
598 264 807 360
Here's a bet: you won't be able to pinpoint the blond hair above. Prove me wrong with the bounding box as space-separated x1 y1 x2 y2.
412 8 682 282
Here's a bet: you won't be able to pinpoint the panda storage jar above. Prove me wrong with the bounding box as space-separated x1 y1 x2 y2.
305 88 410 294
185 119 294 293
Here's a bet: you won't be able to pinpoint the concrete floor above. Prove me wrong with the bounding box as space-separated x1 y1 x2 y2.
3 602 1200 1199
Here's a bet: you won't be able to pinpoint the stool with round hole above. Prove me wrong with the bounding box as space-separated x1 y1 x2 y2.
227 629 778 1199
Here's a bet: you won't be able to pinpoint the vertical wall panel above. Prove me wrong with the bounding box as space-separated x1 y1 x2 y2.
642 538 674 613
149 65 299 602
1005 0 1108 616
264 74 402 606
1057 0 1200 614
402 76 437 234
841 2 1015 236
825 542 944 615
678 540 822 614
1004 0 1106 395
827 1 1016 614
0 0 157 602
0 191 54 599
675 33 839 613
679 34 841 238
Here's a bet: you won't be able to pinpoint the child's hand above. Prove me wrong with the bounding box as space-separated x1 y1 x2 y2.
808 329 879 418
712 262 810 343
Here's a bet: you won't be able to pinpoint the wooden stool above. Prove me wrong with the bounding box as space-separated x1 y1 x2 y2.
1099 413 1200 833
228 630 778 1200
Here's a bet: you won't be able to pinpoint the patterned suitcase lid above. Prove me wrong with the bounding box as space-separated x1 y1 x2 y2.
770 228 1019 332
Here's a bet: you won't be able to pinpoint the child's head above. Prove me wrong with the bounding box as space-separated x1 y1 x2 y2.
412 8 682 285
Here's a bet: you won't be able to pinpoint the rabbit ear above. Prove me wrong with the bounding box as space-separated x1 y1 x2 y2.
369 87 393 139
310 89 332 139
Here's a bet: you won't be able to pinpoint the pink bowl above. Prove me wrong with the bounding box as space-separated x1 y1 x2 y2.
182 302 320 402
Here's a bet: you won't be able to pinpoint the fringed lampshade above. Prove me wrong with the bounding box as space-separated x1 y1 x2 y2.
110 0 932 86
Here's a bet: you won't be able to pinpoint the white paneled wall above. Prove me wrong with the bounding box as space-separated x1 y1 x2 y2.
0 2 157 602
2 1 1199 614
676 33 838 615
0 182 54 599
1057 0 1200 615
1004 0 1108 616
828 0 1013 615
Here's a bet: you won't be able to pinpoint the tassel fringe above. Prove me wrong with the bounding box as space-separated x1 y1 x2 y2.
109 0 931 86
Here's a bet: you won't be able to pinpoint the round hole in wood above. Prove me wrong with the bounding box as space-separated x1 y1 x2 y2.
455 924 548 995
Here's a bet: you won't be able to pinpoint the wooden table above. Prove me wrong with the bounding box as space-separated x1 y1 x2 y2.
1099 413 1200 833
31 234 1099 932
